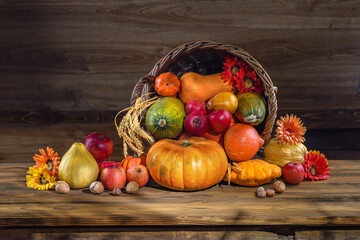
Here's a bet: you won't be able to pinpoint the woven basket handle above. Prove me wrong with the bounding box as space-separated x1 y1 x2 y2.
130 74 156 105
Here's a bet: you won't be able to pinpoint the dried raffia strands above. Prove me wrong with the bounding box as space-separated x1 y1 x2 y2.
114 93 159 157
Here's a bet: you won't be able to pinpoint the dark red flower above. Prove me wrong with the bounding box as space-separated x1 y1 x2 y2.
235 63 264 94
221 56 242 86
222 56 264 94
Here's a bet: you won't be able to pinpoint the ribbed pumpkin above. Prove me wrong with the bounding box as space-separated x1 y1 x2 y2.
146 137 228 191
145 97 186 139
225 159 281 187
235 92 266 126
120 155 146 172
58 142 99 189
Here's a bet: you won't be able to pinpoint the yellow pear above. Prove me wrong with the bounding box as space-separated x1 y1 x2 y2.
58 142 99 189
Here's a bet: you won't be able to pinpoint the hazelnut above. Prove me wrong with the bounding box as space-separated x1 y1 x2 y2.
126 181 139 194
55 181 70 194
111 188 122 196
256 190 266 198
89 181 104 194
273 181 286 193
266 189 276 197
255 187 266 198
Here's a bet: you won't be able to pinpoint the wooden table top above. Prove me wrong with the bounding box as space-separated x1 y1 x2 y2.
1 160 359 228
0 122 359 229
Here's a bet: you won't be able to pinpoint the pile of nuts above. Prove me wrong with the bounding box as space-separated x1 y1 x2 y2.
55 180 139 195
255 180 286 198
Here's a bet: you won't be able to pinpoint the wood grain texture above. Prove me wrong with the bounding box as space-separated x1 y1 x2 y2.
0 230 290 240
0 0 359 129
0 160 360 227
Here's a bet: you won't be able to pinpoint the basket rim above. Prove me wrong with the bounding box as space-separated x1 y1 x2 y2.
130 41 278 144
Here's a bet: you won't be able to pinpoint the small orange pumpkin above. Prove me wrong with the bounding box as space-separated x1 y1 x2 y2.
154 72 180 97
120 155 146 172
224 123 264 162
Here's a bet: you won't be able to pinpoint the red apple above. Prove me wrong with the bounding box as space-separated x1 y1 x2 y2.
185 99 207 115
84 132 113 163
98 161 121 173
184 110 209 137
100 165 126 190
208 109 231 133
126 165 149 187
282 162 305 185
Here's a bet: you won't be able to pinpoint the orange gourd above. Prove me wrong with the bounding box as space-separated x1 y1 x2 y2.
155 72 180 97
224 123 264 162
179 72 236 104
225 159 281 186
146 137 228 191
120 155 146 172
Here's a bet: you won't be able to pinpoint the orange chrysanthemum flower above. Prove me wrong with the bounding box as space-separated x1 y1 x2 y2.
275 114 306 145
303 150 330 181
33 147 60 178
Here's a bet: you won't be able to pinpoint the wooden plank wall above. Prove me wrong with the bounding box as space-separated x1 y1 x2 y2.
0 0 359 158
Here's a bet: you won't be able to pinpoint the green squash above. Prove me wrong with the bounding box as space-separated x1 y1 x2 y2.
235 92 266 126
145 97 186 139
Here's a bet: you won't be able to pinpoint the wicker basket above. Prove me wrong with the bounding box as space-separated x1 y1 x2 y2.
130 41 277 145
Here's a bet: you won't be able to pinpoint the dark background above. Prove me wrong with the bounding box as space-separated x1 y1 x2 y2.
1 0 359 160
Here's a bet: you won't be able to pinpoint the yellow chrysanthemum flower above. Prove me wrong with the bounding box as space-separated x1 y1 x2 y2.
26 164 57 190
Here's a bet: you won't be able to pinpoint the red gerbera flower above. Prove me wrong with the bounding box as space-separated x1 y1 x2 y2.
222 56 242 86
303 150 330 181
235 63 264 94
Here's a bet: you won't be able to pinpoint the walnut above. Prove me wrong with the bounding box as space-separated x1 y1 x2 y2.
89 181 104 194
126 181 139 194
273 180 286 193
55 181 70 194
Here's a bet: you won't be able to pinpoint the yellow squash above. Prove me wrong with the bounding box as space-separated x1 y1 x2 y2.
263 138 308 167
58 142 99 189
224 159 281 186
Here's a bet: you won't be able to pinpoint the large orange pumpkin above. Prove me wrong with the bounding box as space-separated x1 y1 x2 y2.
120 155 146 172
146 137 228 191
224 123 264 162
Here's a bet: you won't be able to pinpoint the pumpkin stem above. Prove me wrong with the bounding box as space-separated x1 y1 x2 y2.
157 119 167 128
134 152 138 158
244 114 258 123
181 141 192 147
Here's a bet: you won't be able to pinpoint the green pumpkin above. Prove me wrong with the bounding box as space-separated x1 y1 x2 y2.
145 97 186 139
235 92 266 126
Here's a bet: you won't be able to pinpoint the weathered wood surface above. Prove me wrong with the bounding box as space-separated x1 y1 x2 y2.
0 0 359 129
0 160 359 227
